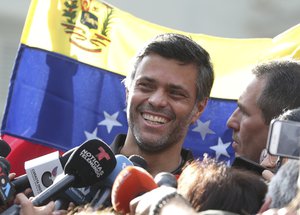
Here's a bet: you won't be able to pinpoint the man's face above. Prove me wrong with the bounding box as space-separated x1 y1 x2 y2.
126 54 205 152
227 78 269 162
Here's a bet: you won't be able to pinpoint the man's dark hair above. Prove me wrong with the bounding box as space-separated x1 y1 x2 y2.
124 33 214 102
253 59 300 124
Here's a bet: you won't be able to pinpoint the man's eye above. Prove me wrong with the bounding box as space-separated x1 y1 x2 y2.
137 82 153 91
170 90 187 98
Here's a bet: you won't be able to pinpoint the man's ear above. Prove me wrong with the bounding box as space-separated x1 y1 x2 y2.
191 98 208 124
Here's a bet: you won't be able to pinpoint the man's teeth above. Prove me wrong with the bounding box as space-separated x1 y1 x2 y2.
142 113 168 124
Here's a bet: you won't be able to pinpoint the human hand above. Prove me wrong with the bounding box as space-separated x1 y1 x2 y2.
8 172 16 181
262 169 274 182
14 193 55 215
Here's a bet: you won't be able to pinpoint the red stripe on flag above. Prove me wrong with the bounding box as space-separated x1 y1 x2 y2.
1 134 62 176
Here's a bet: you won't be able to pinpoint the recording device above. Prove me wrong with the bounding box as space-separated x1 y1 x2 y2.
2 138 116 215
154 172 178 188
231 156 266 175
25 151 64 196
0 139 11 157
89 154 134 209
128 154 148 170
267 119 300 159
11 147 77 193
56 155 148 210
54 154 136 210
0 157 15 205
32 138 116 206
111 167 178 213
111 166 158 213
89 155 148 210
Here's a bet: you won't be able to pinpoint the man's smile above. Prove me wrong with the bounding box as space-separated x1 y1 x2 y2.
142 113 170 125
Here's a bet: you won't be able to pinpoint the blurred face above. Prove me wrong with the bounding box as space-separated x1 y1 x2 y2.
226 78 269 162
126 54 206 152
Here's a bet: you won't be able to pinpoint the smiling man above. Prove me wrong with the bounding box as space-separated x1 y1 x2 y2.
227 60 300 163
110 33 214 176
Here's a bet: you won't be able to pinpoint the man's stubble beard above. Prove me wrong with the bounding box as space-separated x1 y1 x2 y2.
128 105 198 153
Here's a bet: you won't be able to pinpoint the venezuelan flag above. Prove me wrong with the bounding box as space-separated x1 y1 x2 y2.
1 0 300 175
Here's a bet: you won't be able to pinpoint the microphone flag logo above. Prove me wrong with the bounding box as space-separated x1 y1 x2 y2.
96 146 111 161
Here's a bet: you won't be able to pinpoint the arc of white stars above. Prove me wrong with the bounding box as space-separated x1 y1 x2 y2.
98 111 122 133
84 127 99 140
192 119 216 140
209 137 231 160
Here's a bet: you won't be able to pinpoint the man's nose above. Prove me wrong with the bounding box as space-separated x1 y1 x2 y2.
148 89 168 108
227 108 240 130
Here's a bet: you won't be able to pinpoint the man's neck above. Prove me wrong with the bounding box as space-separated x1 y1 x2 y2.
121 135 183 177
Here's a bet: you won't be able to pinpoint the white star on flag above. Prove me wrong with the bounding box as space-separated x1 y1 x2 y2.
84 127 99 140
192 119 216 140
209 137 231 160
98 111 122 133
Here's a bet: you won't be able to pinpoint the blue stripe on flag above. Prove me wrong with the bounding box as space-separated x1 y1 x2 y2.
1 45 236 162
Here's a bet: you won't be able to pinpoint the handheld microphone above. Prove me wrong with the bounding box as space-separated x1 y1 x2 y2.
128 154 148 169
111 166 158 214
11 147 76 194
32 138 116 206
1 138 116 215
0 140 11 158
154 172 178 188
0 157 15 205
55 155 148 210
89 154 134 209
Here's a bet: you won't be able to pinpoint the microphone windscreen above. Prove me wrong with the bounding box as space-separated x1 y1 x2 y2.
12 148 78 194
0 140 11 158
111 166 158 213
154 172 177 188
128 155 148 169
64 139 116 187
0 157 15 204
104 154 133 186
59 147 78 167
89 155 133 209
0 157 10 174
31 139 117 206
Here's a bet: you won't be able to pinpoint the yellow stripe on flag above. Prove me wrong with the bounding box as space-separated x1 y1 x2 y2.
21 0 300 99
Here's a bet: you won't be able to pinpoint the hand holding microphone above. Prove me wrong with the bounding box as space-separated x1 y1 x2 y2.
2 138 116 215
11 147 77 194
14 193 55 215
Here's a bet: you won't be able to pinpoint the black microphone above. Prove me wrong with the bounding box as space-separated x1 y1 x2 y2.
11 147 77 193
128 154 148 169
0 157 15 205
54 155 134 210
92 155 149 203
55 155 149 210
0 139 11 158
32 138 116 206
89 154 135 209
2 139 116 215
